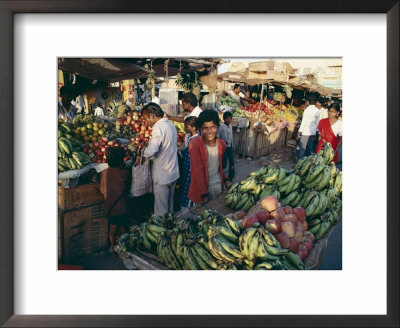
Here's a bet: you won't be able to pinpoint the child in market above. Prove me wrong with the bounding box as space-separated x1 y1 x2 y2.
100 147 131 257
217 111 235 181
178 116 199 214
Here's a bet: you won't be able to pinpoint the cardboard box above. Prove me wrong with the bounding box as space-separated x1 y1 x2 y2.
274 71 289 83
58 183 104 210
248 61 275 72
248 70 275 80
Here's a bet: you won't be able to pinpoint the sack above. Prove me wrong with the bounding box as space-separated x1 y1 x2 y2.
130 157 152 197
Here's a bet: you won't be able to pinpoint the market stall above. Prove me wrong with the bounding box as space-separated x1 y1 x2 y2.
57 58 221 263
58 58 342 270
217 60 342 160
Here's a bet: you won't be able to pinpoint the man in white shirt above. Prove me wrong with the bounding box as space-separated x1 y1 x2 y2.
297 95 321 160
168 92 203 123
316 97 328 119
71 94 86 115
94 103 104 117
229 84 254 105
138 103 180 216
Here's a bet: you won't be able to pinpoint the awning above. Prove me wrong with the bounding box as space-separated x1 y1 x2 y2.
58 58 223 83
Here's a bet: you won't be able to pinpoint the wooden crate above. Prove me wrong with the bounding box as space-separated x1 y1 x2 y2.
58 182 104 210
248 61 275 72
59 202 108 261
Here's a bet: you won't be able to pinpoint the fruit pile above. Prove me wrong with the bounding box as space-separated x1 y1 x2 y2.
71 114 106 143
82 137 133 164
58 122 91 172
225 143 342 241
255 197 315 261
243 102 274 116
118 210 305 270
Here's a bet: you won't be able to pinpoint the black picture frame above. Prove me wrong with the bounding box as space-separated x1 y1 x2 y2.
0 1 398 327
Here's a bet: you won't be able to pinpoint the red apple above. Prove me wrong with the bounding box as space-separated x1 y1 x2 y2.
304 231 315 243
302 238 313 251
293 207 307 223
275 232 290 249
101 137 108 142
270 208 285 222
265 218 281 234
296 244 309 260
134 122 140 129
300 220 308 232
294 227 304 242
282 206 293 214
233 210 246 220
242 215 259 229
289 237 299 252
255 210 270 224
283 213 298 226
281 221 296 238
107 141 113 146
102 158 107 163
260 195 279 212
101 147 106 152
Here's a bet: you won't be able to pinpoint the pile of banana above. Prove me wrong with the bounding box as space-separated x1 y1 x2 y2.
118 210 305 270
224 166 293 211
237 223 305 270
225 143 342 216
58 122 91 172
307 196 342 240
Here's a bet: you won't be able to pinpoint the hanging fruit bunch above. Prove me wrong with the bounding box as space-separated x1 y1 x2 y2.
144 63 155 91
175 72 202 95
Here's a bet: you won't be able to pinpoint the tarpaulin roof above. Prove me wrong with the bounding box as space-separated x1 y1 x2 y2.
58 58 222 83
218 67 342 97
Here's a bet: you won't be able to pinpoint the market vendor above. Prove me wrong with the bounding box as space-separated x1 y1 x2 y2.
58 85 76 123
167 92 203 123
187 110 233 205
138 102 180 216
229 84 255 106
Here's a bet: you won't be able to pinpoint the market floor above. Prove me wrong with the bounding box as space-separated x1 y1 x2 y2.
66 250 128 270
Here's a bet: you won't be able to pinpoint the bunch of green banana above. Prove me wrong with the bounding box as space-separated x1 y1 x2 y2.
249 166 268 177
302 164 331 191
301 191 328 216
207 226 243 264
307 211 335 241
318 142 335 164
226 192 256 212
58 122 89 172
260 166 281 185
277 173 301 195
239 177 258 193
333 171 342 194
237 225 291 269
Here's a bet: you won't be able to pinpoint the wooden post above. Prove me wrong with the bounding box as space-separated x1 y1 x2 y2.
257 82 265 121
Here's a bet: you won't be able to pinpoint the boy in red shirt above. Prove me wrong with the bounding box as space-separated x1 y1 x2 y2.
100 147 131 256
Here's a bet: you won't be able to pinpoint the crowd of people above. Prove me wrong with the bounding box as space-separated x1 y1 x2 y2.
296 94 342 164
59 84 342 256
